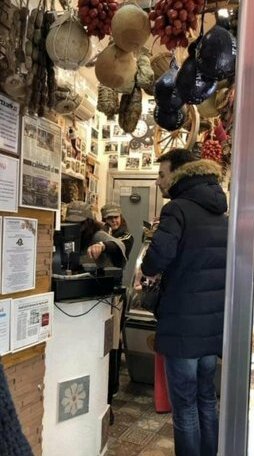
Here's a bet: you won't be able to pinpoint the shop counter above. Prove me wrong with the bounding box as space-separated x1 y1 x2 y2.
42 297 112 456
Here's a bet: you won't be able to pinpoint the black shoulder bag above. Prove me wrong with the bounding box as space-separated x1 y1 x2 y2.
140 278 161 314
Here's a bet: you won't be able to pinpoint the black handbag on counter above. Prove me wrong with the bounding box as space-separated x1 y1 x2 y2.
140 279 161 313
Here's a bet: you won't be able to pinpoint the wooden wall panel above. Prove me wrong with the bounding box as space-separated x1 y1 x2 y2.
2 344 46 456
0 207 55 455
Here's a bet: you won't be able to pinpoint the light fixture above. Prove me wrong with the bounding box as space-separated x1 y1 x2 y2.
218 8 229 18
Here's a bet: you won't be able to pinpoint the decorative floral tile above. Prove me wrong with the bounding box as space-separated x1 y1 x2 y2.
144 409 170 423
108 423 129 439
136 415 166 432
117 404 146 417
140 435 175 455
115 391 135 402
132 395 154 405
138 450 170 456
119 426 154 446
158 422 174 439
125 382 154 397
106 438 140 456
112 398 128 410
138 448 174 456
114 411 139 426
58 375 89 422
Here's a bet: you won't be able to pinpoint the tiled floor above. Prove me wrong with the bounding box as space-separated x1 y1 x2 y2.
106 360 175 456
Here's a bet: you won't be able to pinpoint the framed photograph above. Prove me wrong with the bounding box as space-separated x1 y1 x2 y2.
91 127 98 140
120 141 130 156
126 157 140 170
142 152 152 169
147 98 156 115
102 124 111 139
91 140 98 156
108 154 118 169
113 124 124 137
104 141 118 153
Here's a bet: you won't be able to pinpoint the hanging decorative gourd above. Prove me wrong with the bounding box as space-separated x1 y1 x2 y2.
154 105 186 132
95 43 137 93
46 12 92 70
196 25 236 81
111 3 151 53
155 57 183 112
176 56 217 105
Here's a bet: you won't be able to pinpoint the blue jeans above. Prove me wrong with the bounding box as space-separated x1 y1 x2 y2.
164 355 218 456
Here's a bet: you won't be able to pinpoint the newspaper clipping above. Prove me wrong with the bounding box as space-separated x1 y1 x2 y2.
20 116 61 211
11 293 53 351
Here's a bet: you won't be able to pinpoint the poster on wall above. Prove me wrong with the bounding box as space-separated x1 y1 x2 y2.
1 217 37 295
20 116 61 211
0 299 11 355
11 292 53 351
0 154 19 212
0 94 20 155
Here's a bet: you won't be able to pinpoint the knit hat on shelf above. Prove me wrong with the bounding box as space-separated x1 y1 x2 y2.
65 201 93 222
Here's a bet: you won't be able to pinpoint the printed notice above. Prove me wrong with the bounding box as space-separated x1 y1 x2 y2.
0 154 19 212
0 299 11 355
11 293 53 351
2 217 37 294
0 94 20 155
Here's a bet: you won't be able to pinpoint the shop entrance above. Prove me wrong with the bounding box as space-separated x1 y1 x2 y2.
107 172 163 285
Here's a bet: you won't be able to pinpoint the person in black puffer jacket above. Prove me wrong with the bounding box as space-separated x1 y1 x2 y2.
141 148 228 456
0 364 33 456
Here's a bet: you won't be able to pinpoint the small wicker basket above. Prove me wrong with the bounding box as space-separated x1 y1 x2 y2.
150 51 172 81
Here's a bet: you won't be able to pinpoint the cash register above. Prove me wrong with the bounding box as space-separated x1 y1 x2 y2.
52 222 122 301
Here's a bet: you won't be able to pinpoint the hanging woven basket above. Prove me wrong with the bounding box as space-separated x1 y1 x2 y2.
46 12 92 70
150 52 172 81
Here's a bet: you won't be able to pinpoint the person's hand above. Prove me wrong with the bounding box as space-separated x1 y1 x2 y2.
144 274 161 284
87 242 105 260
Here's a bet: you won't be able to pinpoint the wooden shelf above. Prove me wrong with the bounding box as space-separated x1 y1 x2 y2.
61 171 85 181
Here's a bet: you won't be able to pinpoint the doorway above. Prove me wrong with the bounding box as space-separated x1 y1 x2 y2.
107 172 163 285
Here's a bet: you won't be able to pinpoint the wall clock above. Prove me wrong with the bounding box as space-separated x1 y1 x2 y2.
129 114 155 150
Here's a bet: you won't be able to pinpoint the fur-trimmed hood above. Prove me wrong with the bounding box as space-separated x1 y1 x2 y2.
168 159 227 215
170 159 222 187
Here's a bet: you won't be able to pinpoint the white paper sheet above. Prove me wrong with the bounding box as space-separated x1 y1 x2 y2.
1 217 37 294
11 292 54 351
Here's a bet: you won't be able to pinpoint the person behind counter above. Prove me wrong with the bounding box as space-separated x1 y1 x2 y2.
65 201 127 268
101 202 134 259
101 202 134 424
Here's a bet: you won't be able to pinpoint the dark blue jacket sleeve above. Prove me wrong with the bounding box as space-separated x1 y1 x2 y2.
141 201 184 276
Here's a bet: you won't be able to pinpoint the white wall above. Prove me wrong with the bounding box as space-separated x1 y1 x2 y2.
43 300 111 456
